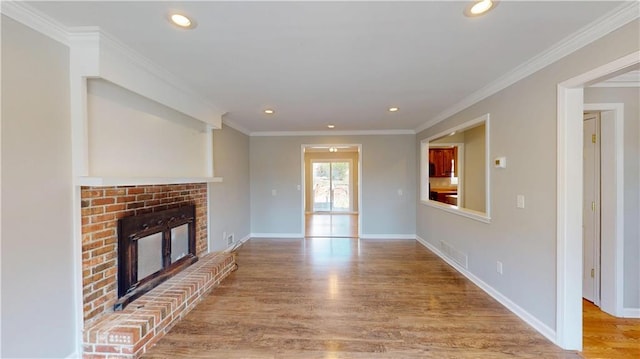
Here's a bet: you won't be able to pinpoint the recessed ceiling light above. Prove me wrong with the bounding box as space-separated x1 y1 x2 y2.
327 124 335 129
264 109 275 115
170 13 196 29
388 107 399 112
464 0 497 17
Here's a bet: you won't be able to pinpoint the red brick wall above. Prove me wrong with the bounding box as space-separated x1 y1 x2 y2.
81 183 208 325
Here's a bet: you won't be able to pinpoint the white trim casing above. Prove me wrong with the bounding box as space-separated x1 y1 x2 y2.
301 144 363 238
249 233 305 239
556 51 639 350
420 114 491 224
77 176 223 187
359 234 416 240
622 308 640 318
416 237 556 343
584 103 625 317
224 234 251 253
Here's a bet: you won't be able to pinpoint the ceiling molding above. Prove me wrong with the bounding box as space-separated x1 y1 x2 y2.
221 119 251 136
415 1 640 134
250 129 416 137
3 0 225 128
590 70 640 88
1 0 69 45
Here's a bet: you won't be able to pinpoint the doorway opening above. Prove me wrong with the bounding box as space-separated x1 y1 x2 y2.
302 144 361 238
582 111 601 308
556 51 638 350
311 160 352 212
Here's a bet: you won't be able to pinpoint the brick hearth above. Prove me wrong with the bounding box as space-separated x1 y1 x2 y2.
81 184 208 325
83 251 236 359
79 183 237 358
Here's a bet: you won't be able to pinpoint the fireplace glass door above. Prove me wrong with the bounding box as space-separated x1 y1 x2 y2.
170 224 189 263
137 232 163 279
116 205 197 310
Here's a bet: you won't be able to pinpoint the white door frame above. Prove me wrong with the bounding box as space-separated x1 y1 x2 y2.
556 51 638 350
310 158 354 212
584 103 624 317
301 144 363 237
581 112 601 306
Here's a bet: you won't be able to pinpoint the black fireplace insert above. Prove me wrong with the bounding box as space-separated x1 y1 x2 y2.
115 204 198 310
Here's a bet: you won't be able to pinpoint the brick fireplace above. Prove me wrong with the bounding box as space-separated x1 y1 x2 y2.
80 183 237 358
81 183 208 325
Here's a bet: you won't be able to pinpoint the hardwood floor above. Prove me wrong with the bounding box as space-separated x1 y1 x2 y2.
305 213 358 238
143 238 580 358
582 299 640 359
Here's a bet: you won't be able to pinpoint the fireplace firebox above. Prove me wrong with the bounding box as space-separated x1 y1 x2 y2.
115 205 198 310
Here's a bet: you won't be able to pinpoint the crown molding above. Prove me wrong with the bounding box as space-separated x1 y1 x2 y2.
250 129 416 137
415 1 640 134
2 1 224 127
221 118 251 136
1 0 69 45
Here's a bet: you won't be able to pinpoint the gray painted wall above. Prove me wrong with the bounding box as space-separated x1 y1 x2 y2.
250 135 416 236
584 86 640 309
463 124 486 213
1 16 76 357
416 20 640 330
209 125 251 251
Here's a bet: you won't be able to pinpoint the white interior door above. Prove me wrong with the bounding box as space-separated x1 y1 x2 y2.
583 112 601 305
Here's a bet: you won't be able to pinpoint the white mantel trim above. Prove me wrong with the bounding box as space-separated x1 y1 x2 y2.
77 176 223 187
68 28 223 128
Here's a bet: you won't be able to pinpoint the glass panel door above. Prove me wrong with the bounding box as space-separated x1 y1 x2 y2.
331 162 350 211
312 161 350 212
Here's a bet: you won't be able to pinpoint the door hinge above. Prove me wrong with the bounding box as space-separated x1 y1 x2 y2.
590 268 595 278
591 201 596 211
592 134 597 143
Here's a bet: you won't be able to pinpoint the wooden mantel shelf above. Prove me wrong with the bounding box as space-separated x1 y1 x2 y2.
77 176 223 187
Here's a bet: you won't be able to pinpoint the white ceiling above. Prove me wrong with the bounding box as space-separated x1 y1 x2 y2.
26 1 626 133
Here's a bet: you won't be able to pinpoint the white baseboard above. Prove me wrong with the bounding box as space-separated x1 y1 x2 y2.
622 307 640 318
415 236 557 343
224 234 250 252
66 350 80 359
360 234 416 240
249 233 304 239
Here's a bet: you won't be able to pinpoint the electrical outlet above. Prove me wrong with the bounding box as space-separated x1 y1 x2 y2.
497 261 503 275
227 233 235 245
516 195 525 209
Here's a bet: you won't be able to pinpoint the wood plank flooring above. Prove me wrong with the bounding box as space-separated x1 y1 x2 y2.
582 299 640 359
305 213 358 238
143 238 581 358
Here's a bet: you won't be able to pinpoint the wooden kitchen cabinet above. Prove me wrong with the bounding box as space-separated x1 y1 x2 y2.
429 147 457 177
